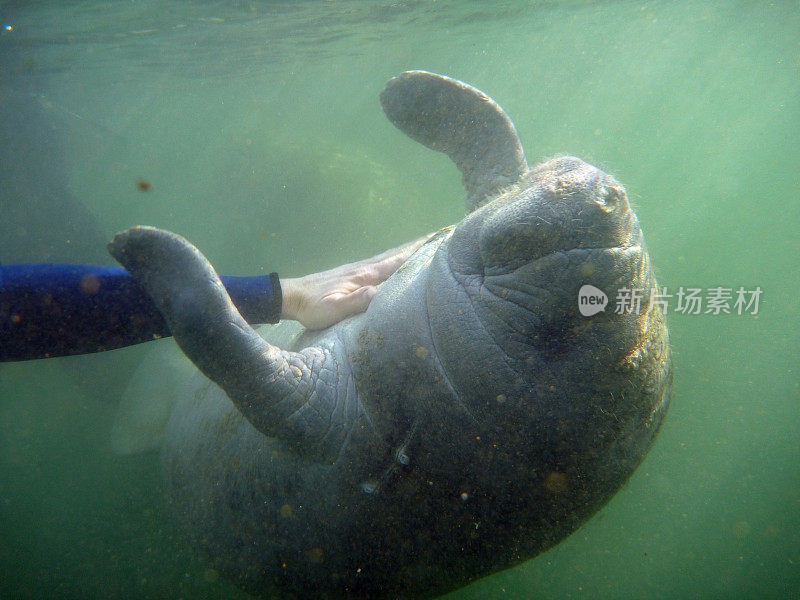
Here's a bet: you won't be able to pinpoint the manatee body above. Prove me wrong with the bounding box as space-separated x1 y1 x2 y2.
110 71 672 600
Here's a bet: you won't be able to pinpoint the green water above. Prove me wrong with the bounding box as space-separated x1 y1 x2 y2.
1 1 798 598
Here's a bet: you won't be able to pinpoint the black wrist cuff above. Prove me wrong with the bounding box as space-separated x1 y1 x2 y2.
267 272 282 324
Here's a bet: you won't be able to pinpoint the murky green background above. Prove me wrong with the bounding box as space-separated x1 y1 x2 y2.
1 1 798 598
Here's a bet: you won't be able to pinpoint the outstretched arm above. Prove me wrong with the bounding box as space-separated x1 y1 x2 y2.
0 235 430 361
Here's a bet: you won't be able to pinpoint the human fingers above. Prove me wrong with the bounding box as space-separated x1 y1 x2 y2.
302 286 377 330
344 233 435 285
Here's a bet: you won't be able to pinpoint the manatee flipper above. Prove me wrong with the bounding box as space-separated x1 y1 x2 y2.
108 226 352 460
380 70 527 211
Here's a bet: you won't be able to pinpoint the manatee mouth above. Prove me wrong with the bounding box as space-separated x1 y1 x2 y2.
481 241 637 278
443 157 644 329
475 202 639 277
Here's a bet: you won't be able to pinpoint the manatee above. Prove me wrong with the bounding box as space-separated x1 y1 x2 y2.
109 71 672 600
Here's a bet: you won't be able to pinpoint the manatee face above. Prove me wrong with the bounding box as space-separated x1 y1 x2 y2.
470 157 634 270
445 156 637 314
110 71 672 600
424 153 662 425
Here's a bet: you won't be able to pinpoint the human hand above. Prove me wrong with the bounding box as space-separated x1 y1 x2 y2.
280 234 432 330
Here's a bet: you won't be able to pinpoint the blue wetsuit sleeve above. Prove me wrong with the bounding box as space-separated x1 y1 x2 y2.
0 264 282 361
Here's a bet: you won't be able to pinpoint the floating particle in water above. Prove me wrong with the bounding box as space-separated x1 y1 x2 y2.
3 25 13 32
544 471 569 494
136 179 152 191
80 274 101 295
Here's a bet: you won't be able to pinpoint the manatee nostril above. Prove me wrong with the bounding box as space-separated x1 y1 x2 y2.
594 181 622 212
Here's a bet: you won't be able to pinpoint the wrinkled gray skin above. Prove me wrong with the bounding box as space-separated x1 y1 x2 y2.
109 71 672 600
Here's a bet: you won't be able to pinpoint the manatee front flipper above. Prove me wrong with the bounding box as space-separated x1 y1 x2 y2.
108 226 352 460
380 70 527 211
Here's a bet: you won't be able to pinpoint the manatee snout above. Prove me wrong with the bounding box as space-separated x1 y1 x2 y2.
462 157 637 280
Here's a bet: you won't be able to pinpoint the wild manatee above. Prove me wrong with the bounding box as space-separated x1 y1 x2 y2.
110 71 672 599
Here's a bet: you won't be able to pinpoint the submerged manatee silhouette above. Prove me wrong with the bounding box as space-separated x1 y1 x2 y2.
109 71 672 599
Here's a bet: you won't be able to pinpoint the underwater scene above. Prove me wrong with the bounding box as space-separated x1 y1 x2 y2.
0 1 798 599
